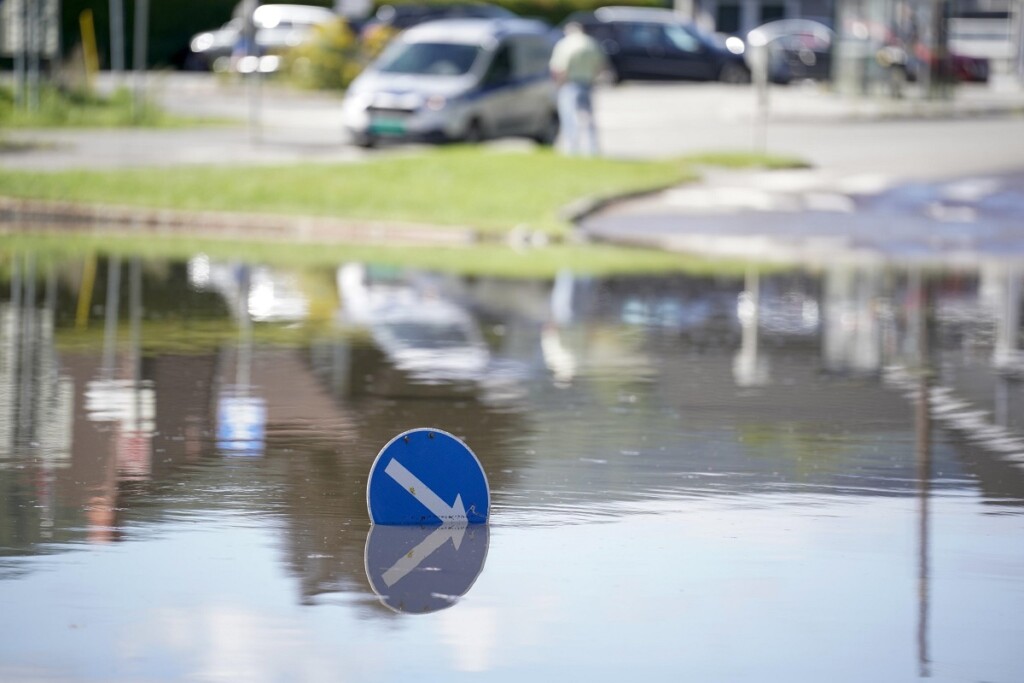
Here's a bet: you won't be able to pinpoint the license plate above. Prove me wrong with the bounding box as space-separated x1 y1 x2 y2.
370 117 406 136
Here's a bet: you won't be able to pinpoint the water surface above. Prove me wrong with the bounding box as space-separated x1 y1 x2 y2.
1 252 1022 682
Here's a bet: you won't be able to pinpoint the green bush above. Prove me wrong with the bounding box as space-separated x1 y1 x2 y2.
283 18 366 90
284 0 666 91
0 84 178 127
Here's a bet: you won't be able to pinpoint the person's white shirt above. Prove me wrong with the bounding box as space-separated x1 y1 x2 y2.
549 26 604 85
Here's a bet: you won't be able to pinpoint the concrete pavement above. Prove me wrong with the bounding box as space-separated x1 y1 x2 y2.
585 76 1024 265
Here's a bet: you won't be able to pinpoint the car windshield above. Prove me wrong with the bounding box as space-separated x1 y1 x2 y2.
376 42 482 75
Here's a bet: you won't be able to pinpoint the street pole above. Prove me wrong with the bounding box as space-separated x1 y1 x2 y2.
27 0 40 112
1017 0 1024 84
14 0 26 107
241 0 263 144
109 0 125 80
132 0 150 121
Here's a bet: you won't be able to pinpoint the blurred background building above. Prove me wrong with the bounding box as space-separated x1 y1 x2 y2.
681 0 1022 93
1 0 1022 103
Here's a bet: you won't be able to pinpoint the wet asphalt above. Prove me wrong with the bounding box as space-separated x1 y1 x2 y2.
582 166 1024 266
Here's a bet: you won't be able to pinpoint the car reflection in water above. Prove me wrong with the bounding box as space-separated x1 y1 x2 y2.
337 263 526 398
188 255 310 323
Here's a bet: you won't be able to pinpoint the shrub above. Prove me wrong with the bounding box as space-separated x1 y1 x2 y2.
283 18 368 90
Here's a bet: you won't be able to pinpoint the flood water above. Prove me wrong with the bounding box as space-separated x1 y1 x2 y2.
1 250 1022 682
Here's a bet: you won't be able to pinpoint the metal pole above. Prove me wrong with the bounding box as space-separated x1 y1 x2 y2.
132 0 150 120
14 0 27 108
1017 0 1024 83
109 0 125 78
28 0 40 112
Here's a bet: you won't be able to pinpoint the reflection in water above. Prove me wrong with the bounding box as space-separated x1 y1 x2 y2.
364 524 490 614
0 248 1022 681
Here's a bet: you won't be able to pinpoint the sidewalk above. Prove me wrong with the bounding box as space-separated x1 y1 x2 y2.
581 76 1024 266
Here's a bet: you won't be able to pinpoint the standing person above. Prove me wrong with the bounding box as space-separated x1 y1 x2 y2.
549 22 605 156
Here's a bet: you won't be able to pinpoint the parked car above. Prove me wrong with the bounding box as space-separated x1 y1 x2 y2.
186 3 336 72
563 6 751 84
341 18 559 147
950 52 989 82
745 18 834 83
359 2 516 40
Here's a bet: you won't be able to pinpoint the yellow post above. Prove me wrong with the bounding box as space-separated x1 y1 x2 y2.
80 10 101 87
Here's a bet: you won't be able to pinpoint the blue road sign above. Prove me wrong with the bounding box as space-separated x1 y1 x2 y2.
367 428 489 525
364 523 490 613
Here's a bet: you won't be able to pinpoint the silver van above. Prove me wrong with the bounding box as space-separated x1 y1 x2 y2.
341 18 559 147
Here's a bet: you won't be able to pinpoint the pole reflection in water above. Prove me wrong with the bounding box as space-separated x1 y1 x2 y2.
734 266 769 387
910 270 933 678
101 255 121 379
216 265 266 456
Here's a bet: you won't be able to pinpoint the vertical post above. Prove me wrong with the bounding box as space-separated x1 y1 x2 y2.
1017 0 1024 83
27 0 40 111
747 29 770 154
239 0 262 143
14 0 27 107
132 0 150 121
109 0 125 79
80 10 100 89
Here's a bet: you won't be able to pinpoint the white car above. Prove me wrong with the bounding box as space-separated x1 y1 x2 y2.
342 18 559 147
187 4 335 72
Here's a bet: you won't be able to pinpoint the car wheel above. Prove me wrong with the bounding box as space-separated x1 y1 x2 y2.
532 112 559 146
353 133 377 149
719 62 751 84
463 118 485 144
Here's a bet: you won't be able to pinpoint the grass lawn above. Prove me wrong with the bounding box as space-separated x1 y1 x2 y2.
0 146 805 239
0 146 695 237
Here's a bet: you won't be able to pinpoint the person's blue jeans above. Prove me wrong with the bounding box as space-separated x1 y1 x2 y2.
557 82 598 156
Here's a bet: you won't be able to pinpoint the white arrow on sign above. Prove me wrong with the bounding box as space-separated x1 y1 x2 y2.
381 524 467 588
384 457 468 523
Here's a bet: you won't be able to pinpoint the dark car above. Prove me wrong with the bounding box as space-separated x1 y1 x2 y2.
564 6 750 84
360 2 516 40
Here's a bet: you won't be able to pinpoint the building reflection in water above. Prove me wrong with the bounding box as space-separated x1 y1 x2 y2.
1 254 72 541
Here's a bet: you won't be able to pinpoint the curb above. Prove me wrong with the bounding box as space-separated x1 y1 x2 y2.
559 183 682 226
0 196 478 247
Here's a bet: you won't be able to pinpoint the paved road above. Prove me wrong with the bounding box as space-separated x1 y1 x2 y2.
4 72 1023 181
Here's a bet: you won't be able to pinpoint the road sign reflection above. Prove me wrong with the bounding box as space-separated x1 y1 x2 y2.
364 523 490 614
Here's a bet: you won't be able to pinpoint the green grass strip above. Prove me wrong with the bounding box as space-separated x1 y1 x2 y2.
0 146 694 236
